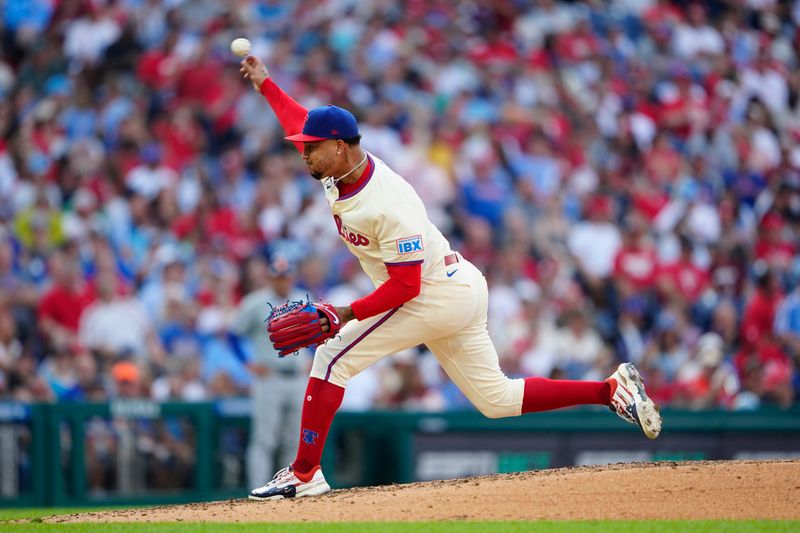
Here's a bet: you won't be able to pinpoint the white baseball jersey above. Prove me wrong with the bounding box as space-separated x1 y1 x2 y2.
324 153 453 289
311 152 525 418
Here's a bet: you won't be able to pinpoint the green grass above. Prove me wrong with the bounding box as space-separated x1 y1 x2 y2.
0 518 798 533
0 507 143 521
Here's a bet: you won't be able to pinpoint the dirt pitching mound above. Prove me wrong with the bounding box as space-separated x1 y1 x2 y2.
42 460 800 522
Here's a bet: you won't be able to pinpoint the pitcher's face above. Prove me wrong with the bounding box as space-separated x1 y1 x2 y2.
302 140 340 180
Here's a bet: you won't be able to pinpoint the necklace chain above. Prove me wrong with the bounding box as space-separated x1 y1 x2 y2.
331 152 368 186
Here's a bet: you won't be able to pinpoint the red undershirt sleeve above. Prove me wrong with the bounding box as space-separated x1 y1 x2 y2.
350 263 422 321
259 78 308 154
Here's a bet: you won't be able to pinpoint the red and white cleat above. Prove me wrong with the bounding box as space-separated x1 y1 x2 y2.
606 363 662 439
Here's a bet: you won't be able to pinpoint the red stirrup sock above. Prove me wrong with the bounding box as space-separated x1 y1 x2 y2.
291 377 345 480
521 377 611 414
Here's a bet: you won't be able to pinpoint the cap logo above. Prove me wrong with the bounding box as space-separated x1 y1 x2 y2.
331 129 338 135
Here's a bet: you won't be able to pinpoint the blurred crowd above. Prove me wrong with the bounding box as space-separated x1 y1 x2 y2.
1 0 799 412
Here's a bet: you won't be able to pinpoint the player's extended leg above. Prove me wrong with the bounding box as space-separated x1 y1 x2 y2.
426 261 662 437
249 304 434 500
426 323 610 417
427 323 662 437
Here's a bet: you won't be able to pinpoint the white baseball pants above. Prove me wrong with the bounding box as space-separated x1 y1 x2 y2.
310 257 524 418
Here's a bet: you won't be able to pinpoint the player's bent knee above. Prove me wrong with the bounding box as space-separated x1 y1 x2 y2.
476 401 518 419
469 378 524 419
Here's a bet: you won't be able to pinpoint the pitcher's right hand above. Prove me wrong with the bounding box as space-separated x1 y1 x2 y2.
240 56 270 91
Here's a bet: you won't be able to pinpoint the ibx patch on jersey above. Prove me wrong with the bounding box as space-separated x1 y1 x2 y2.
396 235 424 255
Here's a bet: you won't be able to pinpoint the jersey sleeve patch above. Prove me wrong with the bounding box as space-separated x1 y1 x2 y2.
396 235 424 255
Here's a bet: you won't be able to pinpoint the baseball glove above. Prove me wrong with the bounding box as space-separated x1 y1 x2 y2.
266 299 342 357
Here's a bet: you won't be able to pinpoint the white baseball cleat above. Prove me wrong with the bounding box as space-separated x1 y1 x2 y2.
606 363 662 439
248 466 331 500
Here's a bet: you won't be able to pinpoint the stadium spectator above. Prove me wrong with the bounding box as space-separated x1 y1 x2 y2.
740 263 782 351
79 271 166 369
0 305 23 395
567 194 621 303
775 283 800 359
656 234 710 308
37 249 95 353
675 332 739 409
551 307 608 381
613 213 658 298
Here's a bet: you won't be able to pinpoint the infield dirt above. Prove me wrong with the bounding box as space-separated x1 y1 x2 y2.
41 460 800 522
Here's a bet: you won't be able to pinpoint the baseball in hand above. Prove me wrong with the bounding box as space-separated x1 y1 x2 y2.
230 38 252 57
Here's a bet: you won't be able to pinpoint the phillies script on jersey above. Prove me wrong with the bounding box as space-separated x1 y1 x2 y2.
334 215 369 246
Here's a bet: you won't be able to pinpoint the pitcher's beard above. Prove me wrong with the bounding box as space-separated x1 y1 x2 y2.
310 169 323 180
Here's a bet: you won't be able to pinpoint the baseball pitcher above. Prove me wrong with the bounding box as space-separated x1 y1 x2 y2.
239 56 662 500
